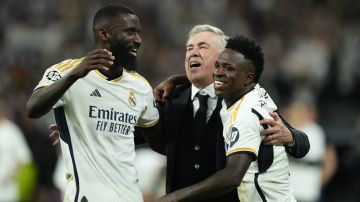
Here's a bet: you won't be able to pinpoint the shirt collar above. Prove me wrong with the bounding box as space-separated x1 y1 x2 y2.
191 83 216 100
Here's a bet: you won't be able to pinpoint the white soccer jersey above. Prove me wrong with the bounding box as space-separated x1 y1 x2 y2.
220 84 296 202
35 58 159 202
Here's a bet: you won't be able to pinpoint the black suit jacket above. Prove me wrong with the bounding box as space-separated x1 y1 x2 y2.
159 83 239 201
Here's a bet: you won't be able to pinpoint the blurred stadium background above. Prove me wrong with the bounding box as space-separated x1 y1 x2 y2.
0 0 359 201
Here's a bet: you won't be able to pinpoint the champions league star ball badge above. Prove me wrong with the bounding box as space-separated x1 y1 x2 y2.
46 70 61 81
128 90 136 107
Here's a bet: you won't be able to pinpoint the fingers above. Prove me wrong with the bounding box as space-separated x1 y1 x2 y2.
262 135 272 144
261 127 277 136
49 130 59 138
153 86 163 103
49 124 61 146
153 84 171 103
260 112 282 127
263 134 279 146
89 65 110 72
260 118 276 127
53 139 60 146
49 124 58 130
161 88 170 102
87 49 115 67
269 112 280 121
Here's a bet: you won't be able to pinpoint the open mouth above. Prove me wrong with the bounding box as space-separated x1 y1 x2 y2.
214 80 227 89
190 61 201 68
129 48 138 56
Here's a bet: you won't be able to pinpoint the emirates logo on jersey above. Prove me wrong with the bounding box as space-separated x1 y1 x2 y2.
128 90 136 107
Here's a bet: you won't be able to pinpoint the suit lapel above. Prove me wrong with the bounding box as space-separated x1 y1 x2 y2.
168 87 191 133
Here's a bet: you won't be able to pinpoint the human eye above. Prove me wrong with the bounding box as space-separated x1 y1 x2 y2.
125 28 137 35
199 43 209 49
223 64 234 71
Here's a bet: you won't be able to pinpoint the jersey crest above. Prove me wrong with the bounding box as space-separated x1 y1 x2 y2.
128 90 136 107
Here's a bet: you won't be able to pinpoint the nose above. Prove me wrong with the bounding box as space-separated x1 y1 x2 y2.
189 46 200 57
214 66 224 76
134 32 141 45
213 67 224 80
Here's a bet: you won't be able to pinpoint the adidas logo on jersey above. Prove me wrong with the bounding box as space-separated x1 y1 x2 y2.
90 89 102 97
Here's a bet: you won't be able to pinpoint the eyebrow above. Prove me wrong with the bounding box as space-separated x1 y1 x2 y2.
186 42 209 48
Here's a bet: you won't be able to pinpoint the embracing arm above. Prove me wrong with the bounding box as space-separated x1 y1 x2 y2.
260 112 310 158
138 121 166 155
158 153 252 202
154 74 189 103
282 118 310 158
27 49 113 118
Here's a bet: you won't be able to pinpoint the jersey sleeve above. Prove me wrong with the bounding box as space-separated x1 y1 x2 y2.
136 85 159 128
226 110 263 161
35 66 63 90
34 62 69 107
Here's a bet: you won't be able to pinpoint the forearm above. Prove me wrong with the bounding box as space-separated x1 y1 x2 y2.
170 154 251 201
175 168 240 201
169 74 189 86
139 122 167 155
27 74 78 118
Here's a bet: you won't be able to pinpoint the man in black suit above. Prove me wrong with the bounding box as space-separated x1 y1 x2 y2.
154 24 309 201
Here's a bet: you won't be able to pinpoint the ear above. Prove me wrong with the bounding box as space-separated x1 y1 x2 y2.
245 72 255 85
98 28 110 41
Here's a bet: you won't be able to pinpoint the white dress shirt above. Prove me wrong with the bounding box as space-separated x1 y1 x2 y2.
191 83 218 122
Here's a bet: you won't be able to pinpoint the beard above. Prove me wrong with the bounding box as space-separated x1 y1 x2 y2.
109 39 138 71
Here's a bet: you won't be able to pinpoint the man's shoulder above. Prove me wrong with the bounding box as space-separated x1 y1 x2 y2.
124 70 152 89
172 83 191 97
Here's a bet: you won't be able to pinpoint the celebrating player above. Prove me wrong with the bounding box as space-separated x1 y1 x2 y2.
27 4 162 202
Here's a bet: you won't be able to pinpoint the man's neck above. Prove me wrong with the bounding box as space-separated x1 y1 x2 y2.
98 64 123 80
192 81 213 90
225 83 256 109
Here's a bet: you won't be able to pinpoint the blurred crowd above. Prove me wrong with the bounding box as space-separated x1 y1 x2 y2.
0 0 359 201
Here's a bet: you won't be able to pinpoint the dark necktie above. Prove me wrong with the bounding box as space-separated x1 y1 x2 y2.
194 94 209 136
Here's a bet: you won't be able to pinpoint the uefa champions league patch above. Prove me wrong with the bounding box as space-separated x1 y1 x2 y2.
46 70 62 81
230 127 240 147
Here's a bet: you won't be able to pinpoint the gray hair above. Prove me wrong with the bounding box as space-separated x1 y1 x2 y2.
187 24 228 48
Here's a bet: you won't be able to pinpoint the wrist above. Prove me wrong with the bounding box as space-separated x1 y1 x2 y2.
286 139 295 147
286 130 295 147
68 70 82 81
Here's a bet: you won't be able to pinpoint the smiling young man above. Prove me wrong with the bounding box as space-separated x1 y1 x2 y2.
158 35 297 202
26 4 162 202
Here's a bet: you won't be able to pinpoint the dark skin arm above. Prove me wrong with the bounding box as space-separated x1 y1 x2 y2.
136 121 166 154
27 49 114 118
158 153 252 202
154 74 189 103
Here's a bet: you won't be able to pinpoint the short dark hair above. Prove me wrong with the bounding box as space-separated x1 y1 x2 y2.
92 4 136 30
225 35 264 83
